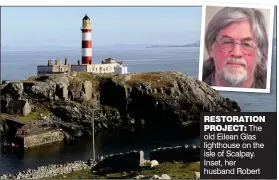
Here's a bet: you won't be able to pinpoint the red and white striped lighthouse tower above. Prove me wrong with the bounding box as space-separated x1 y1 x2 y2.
81 14 92 64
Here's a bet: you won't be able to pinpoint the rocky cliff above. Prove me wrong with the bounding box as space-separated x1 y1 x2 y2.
0 71 240 139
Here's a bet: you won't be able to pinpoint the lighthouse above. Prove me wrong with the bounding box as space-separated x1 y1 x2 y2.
81 14 92 64
37 13 128 76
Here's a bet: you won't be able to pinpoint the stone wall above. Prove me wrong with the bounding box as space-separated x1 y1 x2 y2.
23 130 65 149
92 150 144 173
150 145 200 163
0 150 144 179
0 161 89 179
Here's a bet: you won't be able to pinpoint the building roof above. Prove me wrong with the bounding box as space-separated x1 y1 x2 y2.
83 14 90 20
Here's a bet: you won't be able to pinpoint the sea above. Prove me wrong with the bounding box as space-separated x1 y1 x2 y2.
0 45 277 174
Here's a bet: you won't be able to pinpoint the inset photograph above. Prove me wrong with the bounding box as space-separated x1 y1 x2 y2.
198 2 275 93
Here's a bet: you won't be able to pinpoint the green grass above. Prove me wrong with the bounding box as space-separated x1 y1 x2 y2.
76 72 114 83
76 72 94 81
17 106 53 123
18 112 40 122
125 72 175 88
50 161 200 179
138 161 200 179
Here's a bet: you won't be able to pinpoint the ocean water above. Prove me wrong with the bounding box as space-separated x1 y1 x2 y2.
0 131 200 174
1 46 277 112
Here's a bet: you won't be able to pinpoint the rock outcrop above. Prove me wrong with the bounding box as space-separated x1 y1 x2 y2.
0 71 241 139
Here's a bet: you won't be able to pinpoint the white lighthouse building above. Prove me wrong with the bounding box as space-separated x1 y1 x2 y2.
37 14 129 76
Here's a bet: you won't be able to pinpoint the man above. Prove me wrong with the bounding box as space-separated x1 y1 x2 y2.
202 7 269 89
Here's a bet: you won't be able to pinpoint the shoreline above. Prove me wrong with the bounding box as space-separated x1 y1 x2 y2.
0 144 200 179
0 160 91 179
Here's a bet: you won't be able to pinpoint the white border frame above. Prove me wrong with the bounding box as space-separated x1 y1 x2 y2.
198 2 275 93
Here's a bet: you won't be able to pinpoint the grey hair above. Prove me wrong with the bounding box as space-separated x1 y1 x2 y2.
203 7 269 88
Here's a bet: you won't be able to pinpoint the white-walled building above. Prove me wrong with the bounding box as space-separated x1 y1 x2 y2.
71 58 120 74
115 65 129 75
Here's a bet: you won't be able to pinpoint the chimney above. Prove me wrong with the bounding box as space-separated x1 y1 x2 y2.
56 58 62 65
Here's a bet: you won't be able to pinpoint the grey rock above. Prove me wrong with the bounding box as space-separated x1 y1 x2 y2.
122 172 127 177
161 174 171 179
135 175 146 179
194 172 200 179
82 81 92 101
152 175 160 179
124 75 131 82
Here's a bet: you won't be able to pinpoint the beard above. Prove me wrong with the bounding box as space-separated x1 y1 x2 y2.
217 57 249 87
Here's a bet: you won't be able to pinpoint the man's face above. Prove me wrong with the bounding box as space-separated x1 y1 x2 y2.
209 20 258 87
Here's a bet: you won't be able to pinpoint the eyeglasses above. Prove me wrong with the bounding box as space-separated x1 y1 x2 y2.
215 39 257 55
